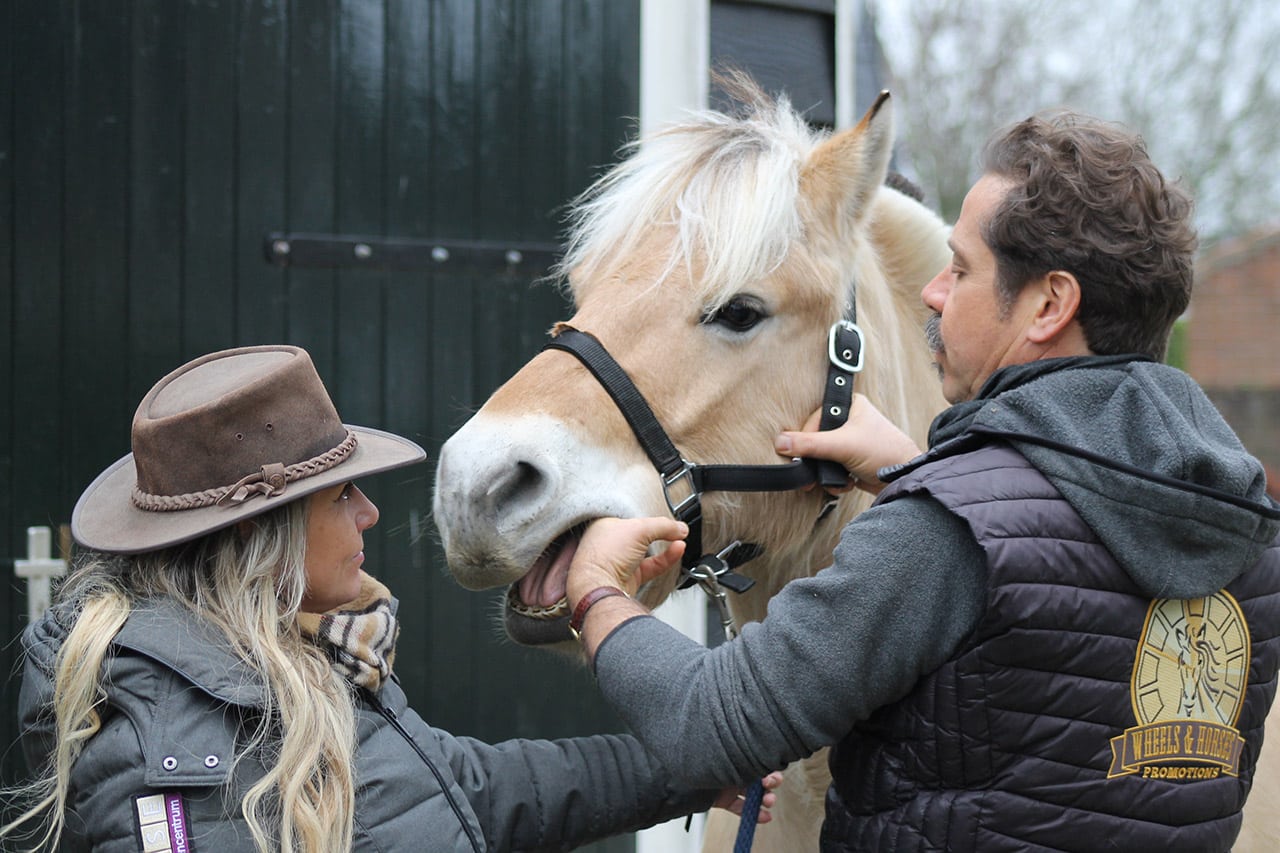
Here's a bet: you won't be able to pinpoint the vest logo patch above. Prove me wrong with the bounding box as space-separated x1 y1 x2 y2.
1108 592 1249 780
134 792 195 852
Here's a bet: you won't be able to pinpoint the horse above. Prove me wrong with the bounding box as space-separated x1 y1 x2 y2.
433 73 950 852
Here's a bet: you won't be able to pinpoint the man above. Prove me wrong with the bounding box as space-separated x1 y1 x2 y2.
564 110 1280 851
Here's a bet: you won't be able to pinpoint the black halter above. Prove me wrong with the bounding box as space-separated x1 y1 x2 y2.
542 318 864 593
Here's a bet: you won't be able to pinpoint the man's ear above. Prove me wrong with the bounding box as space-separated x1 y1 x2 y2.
1026 269 1082 345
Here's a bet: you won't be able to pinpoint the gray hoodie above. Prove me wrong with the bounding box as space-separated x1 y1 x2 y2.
943 356 1280 597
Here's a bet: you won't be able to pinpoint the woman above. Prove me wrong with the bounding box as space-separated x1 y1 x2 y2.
4 345 773 852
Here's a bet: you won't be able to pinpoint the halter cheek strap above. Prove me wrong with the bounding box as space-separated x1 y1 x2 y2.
817 320 865 490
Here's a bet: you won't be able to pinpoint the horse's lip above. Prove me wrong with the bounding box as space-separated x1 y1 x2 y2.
512 524 587 614
503 590 574 646
504 540 575 647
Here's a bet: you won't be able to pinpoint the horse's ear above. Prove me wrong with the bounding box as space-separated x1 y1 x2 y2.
800 91 894 229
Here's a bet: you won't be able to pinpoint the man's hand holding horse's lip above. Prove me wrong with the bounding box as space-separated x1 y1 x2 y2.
566 517 688 657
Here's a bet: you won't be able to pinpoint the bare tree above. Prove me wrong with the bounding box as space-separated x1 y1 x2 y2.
873 0 1280 241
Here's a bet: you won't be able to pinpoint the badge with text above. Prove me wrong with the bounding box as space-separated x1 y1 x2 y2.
134 792 195 853
1108 592 1249 781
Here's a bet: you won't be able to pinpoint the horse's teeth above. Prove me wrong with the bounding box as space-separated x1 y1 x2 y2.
506 587 570 620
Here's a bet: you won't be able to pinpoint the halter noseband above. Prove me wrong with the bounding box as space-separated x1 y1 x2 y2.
541 316 864 593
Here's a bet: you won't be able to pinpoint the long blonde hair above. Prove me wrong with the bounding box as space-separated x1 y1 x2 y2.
2 500 358 852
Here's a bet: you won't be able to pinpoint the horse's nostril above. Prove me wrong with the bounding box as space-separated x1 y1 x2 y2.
486 459 547 511
511 460 542 497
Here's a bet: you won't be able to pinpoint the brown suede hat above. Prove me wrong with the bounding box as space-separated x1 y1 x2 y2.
72 345 426 554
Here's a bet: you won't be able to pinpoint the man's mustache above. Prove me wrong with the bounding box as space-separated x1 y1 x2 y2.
925 313 944 354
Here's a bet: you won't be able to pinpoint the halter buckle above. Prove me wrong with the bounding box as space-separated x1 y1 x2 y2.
662 460 700 520
828 320 865 373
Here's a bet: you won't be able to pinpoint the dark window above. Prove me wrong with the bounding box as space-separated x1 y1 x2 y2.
710 0 838 128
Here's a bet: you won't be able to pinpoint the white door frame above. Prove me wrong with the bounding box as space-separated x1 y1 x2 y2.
634 2 859 849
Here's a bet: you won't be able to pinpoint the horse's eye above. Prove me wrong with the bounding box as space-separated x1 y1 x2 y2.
702 296 767 332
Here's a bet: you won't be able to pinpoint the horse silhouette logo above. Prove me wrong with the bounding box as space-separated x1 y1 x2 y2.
1176 620 1226 720
1108 592 1250 779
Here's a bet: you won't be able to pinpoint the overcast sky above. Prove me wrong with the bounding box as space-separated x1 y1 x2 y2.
869 0 1280 239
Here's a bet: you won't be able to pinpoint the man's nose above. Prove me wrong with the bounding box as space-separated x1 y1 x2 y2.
921 267 949 311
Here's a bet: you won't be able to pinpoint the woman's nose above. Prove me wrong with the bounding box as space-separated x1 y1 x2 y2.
353 486 380 530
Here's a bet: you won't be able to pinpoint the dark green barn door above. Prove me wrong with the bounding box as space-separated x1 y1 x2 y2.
2 3 640 849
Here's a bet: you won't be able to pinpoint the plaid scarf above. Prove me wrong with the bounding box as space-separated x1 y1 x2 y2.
297 571 398 691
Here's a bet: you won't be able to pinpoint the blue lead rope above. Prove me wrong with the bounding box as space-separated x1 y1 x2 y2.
732 778 766 852
680 560 768 851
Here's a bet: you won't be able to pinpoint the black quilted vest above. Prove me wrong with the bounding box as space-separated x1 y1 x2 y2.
821 443 1280 852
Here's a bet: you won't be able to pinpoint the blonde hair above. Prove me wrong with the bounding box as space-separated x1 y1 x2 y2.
2 500 358 852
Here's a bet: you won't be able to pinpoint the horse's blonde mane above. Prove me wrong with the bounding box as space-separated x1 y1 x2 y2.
557 81 826 311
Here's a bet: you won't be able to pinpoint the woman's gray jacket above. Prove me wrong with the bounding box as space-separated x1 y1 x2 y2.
18 599 712 851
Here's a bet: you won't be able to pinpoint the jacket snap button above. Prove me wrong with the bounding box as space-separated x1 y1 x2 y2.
204 755 220 768
162 756 178 771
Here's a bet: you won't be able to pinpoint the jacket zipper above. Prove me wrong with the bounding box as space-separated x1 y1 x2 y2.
361 688 484 852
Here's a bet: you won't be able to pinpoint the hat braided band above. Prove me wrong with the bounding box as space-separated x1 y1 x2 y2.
131 430 359 512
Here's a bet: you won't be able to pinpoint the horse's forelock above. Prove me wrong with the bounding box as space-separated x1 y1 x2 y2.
558 94 840 314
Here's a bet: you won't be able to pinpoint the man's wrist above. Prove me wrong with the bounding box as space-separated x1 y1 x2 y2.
569 586 629 640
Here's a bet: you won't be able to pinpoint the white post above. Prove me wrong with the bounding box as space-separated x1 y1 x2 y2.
835 0 860 130
14 526 68 622
638 2 710 852
640 0 709 137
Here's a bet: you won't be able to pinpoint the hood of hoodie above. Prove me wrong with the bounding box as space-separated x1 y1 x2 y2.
925 356 1280 599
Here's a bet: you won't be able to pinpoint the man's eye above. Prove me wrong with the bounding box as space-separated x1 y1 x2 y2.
701 296 767 332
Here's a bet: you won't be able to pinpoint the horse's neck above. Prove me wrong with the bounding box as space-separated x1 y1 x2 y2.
727 493 871 626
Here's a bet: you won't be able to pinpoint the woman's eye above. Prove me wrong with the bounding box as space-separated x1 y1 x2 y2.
702 296 767 332
339 483 354 501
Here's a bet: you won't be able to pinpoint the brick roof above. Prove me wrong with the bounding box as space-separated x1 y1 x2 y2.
1197 224 1280 276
